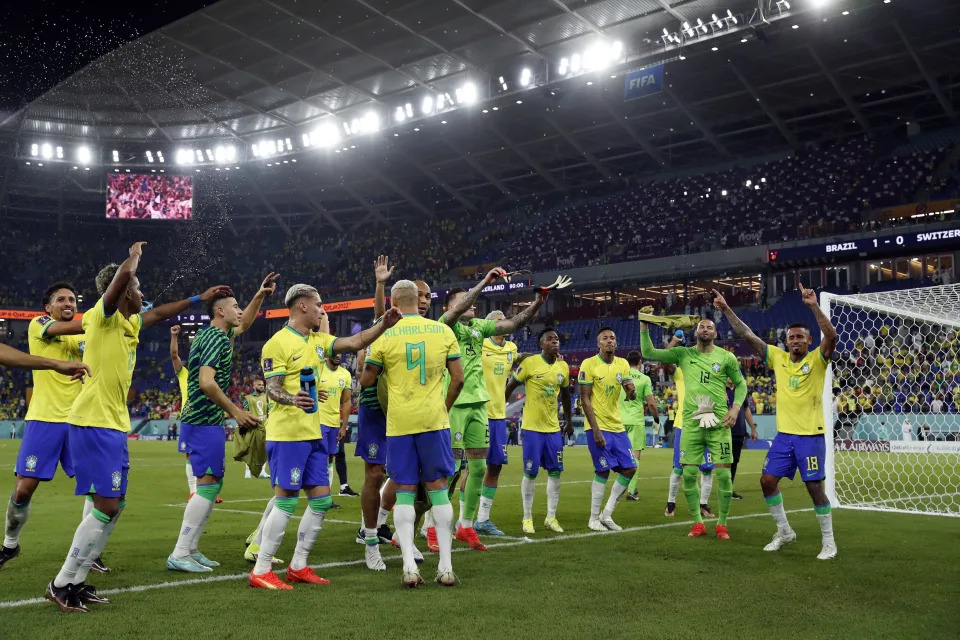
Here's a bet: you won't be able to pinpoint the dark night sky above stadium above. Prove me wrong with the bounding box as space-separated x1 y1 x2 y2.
0 0 217 113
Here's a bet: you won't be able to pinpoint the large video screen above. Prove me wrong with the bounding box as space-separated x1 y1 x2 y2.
106 173 193 220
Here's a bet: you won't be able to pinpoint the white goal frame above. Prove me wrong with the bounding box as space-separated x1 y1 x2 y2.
821 285 960 517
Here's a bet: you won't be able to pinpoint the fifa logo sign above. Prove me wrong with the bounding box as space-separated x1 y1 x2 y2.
628 74 657 91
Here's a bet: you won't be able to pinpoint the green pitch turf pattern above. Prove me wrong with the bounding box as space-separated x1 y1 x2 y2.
0 440 956 639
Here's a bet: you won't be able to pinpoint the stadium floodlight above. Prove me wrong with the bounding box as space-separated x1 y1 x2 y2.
196 149 205 163
682 21 694 37
725 9 738 25
459 82 478 105
421 95 435 115
405 103 413 118
499 75 508 91
775 0 791 11
157 151 164 163
342 122 352 135
695 18 708 34
710 14 723 29
41 143 52 159
570 53 581 73
612 40 623 59
436 93 447 110
251 144 260 157
284 138 292 151
214 146 227 163
30 143 39 157
276 139 284 153
146 150 154 163
311 122 340 148
55 146 63 159
394 106 407 123
176 149 193 165
76 146 91 165
745 179 752 187
205 149 214 161
558 57 569 75
520 67 532 87
364 111 380 133
112 149 119 162
302 133 311 147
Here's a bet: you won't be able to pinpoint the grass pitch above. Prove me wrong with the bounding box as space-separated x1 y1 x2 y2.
0 440 956 639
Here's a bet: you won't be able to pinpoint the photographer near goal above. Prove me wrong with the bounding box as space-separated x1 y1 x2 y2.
714 285 839 560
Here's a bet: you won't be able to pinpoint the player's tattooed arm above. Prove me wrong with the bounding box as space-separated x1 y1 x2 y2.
493 289 549 336
800 284 838 359
266 375 316 410
442 267 506 326
712 289 767 359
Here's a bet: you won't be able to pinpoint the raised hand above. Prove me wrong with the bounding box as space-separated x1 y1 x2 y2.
381 307 403 328
170 325 181 336
374 255 395 283
258 272 280 297
799 283 817 308
711 289 729 313
200 285 233 301
129 241 147 257
484 267 507 285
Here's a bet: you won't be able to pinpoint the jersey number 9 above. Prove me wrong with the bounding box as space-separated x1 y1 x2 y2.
405 341 426 385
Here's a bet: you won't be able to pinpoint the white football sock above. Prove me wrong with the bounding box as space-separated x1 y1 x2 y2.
376 507 390 528
590 478 606 518
81 496 93 519
546 475 561 519
75 507 122 583
172 493 214 558
4 498 30 547
768 501 792 534
253 507 292 575
423 509 435 529
817 509 834 544
521 476 535 519
602 479 629 517
54 513 105 588
667 472 682 502
433 503 454 574
252 497 275 546
186 461 197 495
290 505 326 570
700 472 714 504
394 504 418 573
328 463 334 489
244 466 252 479
476 495 494 523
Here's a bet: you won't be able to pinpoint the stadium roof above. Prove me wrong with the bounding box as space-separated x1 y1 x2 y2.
1 0 958 231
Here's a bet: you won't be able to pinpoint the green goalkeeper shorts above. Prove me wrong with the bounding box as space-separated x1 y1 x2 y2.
679 426 732 466
449 402 489 450
625 423 645 451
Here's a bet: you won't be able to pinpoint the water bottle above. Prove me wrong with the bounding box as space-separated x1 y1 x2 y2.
300 367 318 414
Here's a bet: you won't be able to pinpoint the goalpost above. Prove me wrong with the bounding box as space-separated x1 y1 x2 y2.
821 283 960 517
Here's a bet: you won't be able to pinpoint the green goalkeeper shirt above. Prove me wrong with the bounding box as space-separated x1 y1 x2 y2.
639 330 746 425
438 315 498 406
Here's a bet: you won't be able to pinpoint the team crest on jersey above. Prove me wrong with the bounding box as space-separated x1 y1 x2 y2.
316 346 325 360
616 373 623 383
801 364 810 374
507 352 513 362
368 443 379 459
525 460 533 471
338 379 345 387
599 456 608 468
290 467 303 486
471 329 481 339
25 455 38 472
454 432 463 442
77 341 86 354
557 373 564 384
111 471 122 491
712 363 722 374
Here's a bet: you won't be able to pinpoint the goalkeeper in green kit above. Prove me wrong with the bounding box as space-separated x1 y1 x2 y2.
640 318 746 539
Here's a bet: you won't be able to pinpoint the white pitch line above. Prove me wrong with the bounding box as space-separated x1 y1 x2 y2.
0 507 813 609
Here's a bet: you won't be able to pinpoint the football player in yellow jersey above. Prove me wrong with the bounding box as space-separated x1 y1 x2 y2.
46 241 231 612
317 352 352 499
715 285 839 560
471 310 528 536
579 327 638 532
360 280 464 588
249 283 400 591
1 282 91 570
504 328 572 534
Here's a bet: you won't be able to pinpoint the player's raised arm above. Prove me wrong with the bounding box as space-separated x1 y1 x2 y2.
373 255 393 320
640 327 681 364
441 267 506 326
493 289 549 336
103 241 145 315
0 343 90 380
236 273 279 335
800 284 838 359
170 325 183 372
332 307 402 355
43 320 83 337
713 289 767 359
141 284 234 329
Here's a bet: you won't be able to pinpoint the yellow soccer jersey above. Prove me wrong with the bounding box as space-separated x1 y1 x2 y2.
482 338 518 420
25 314 84 423
317 363 352 428
175 366 188 414
766 345 829 435
261 326 337 442
673 368 685 429
366 314 460 437
514 355 569 433
578 354 632 432
68 298 142 433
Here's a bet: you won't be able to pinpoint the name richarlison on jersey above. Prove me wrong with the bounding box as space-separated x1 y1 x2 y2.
384 324 446 337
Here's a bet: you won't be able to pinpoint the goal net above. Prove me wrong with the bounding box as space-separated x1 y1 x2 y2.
822 284 960 517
